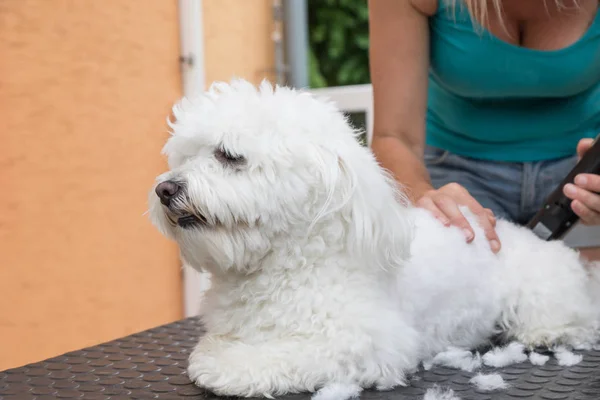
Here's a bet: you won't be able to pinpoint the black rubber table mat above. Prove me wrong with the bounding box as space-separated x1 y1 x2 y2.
1 317 600 399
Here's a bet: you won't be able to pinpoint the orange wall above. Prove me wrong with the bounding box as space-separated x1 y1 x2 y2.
204 0 276 84
0 0 276 371
0 0 183 370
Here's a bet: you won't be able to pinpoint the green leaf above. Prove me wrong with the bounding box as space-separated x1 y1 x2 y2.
311 25 326 42
336 54 363 84
328 27 346 59
309 48 328 88
308 0 370 88
357 4 369 20
354 34 369 49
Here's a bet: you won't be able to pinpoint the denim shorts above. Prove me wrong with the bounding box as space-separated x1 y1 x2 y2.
424 145 579 225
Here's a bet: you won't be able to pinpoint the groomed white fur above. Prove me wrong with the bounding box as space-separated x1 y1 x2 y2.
423 386 461 400
423 347 481 372
553 346 583 366
469 373 509 392
528 352 550 366
148 79 600 398
481 342 527 368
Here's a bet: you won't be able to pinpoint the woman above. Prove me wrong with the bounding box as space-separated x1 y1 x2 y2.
368 0 600 258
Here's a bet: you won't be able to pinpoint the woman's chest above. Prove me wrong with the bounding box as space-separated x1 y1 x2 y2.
485 0 599 51
428 2 600 99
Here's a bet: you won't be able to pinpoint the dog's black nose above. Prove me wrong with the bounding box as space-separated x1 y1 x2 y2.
155 181 180 206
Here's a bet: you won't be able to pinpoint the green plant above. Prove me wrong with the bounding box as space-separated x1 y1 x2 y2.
308 0 370 88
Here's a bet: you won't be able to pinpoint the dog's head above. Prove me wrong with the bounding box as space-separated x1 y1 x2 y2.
149 79 413 275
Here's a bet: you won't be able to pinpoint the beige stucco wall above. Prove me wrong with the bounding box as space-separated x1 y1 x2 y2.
0 0 183 370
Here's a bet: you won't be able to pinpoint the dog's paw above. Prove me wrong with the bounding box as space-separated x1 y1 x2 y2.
187 353 228 394
187 342 300 398
187 352 273 398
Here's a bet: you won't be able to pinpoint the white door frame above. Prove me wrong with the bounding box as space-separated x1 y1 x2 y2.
178 0 212 318
178 0 205 98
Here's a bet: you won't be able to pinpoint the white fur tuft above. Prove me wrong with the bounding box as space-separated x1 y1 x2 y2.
528 352 550 366
423 386 461 400
469 373 509 392
482 342 528 368
553 346 583 366
423 347 481 372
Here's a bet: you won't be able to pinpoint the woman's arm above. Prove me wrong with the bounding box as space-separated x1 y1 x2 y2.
368 0 432 201
368 0 501 252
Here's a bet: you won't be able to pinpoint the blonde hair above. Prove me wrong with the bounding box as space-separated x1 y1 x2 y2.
459 0 503 28
451 0 574 29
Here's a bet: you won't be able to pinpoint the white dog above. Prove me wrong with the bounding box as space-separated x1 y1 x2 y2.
149 79 600 399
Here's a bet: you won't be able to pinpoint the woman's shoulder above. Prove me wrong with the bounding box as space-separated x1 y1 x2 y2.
410 0 438 17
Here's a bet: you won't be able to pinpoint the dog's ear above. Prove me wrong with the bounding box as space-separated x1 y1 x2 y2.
312 145 414 271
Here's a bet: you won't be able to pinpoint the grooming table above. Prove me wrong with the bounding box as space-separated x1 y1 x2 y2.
1 317 599 399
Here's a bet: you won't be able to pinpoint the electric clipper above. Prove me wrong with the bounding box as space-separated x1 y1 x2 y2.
527 135 600 241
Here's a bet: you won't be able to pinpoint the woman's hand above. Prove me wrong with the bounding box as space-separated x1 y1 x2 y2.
563 138 600 225
416 183 502 253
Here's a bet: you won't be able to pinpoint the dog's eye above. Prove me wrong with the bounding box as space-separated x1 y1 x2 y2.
214 148 246 166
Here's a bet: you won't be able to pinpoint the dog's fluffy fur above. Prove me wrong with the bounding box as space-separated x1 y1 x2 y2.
149 79 600 398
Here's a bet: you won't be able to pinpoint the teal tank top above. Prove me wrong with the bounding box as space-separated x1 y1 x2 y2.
426 1 600 162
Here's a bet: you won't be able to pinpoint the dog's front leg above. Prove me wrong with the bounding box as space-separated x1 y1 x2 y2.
187 335 325 398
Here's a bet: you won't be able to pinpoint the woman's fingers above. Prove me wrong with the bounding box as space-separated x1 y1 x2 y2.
442 184 501 252
416 183 501 253
415 195 450 227
432 194 475 242
484 208 496 227
575 174 600 193
565 176 600 225
466 203 501 253
576 138 595 160
571 200 600 225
